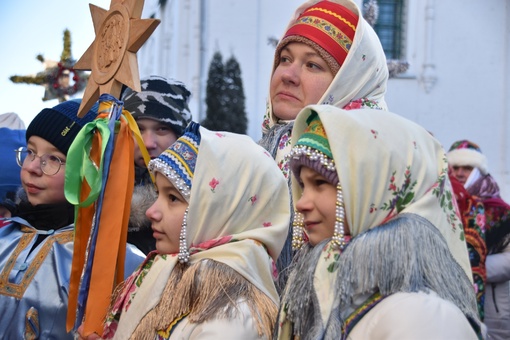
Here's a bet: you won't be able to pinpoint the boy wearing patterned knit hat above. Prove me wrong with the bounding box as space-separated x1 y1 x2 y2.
0 100 144 339
121 75 193 254
275 106 481 339
448 139 510 340
121 75 192 181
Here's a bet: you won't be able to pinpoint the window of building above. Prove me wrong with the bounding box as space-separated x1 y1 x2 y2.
363 0 405 60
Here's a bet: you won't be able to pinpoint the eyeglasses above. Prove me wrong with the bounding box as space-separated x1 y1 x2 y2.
15 147 66 176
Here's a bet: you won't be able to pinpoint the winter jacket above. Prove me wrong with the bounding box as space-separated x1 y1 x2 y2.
484 243 510 340
162 299 267 339
128 183 157 254
349 291 478 340
0 191 145 339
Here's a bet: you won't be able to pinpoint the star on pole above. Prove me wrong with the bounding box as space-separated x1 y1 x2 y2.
74 0 159 117
10 29 89 102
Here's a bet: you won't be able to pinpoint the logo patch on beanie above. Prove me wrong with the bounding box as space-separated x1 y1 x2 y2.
61 122 76 136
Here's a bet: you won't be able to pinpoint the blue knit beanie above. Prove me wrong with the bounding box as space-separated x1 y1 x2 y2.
26 99 98 155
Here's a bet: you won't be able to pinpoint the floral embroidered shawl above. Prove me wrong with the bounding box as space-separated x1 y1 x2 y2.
450 175 486 320
106 127 290 339
292 104 471 277
277 104 474 338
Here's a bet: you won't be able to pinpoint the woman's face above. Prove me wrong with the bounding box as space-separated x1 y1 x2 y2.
20 136 67 205
270 42 335 121
451 165 474 185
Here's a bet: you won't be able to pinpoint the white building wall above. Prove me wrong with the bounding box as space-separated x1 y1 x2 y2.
139 0 302 138
386 0 510 200
138 0 509 200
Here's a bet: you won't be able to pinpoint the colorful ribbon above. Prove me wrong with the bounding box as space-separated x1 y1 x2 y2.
65 93 137 336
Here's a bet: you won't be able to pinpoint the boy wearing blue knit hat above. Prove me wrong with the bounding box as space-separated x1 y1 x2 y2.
0 100 145 339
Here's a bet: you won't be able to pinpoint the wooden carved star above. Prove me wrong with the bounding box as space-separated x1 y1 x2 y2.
75 0 159 117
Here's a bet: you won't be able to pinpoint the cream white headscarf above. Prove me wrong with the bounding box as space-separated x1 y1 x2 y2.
111 125 290 339
276 105 477 338
259 0 389 178
291 105 471 276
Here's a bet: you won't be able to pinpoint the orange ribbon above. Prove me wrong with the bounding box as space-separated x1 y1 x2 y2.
66 99 135 336
83 115 133 335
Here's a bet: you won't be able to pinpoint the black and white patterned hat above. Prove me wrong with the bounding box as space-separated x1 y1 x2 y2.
122 75 192 137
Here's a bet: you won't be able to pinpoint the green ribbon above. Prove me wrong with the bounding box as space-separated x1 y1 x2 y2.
65 118 111 207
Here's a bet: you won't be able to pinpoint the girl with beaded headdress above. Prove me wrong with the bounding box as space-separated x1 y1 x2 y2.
275 105 482 339
91 122 290 339
258 0 388 289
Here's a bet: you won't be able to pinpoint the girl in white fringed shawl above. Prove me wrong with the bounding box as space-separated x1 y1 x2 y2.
275 106 482 339
93 122 289 339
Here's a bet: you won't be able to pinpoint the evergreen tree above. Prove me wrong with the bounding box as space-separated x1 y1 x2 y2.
201 51 226 131
201 52 248 134
223 55 247 134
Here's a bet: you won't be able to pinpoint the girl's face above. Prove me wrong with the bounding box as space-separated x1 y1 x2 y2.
270 42 335 121
146 173 189 254
295 166 349 246
20 136 67 206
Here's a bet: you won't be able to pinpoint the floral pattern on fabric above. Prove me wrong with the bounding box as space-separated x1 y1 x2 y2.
323 241 342 273
271 259 278 279
209 178 220 192
464 199 486 320
321 93 335 105
277 155 291 180
450 174 487 321
261 102 271 131
190 236 234 253
431 161 462 237
485 204 510 235
248 195 258 205
278 133 290 150
343 98 382 111
103 253 162 339
377 166 417 219
483 202 510 255
297 15 354 52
